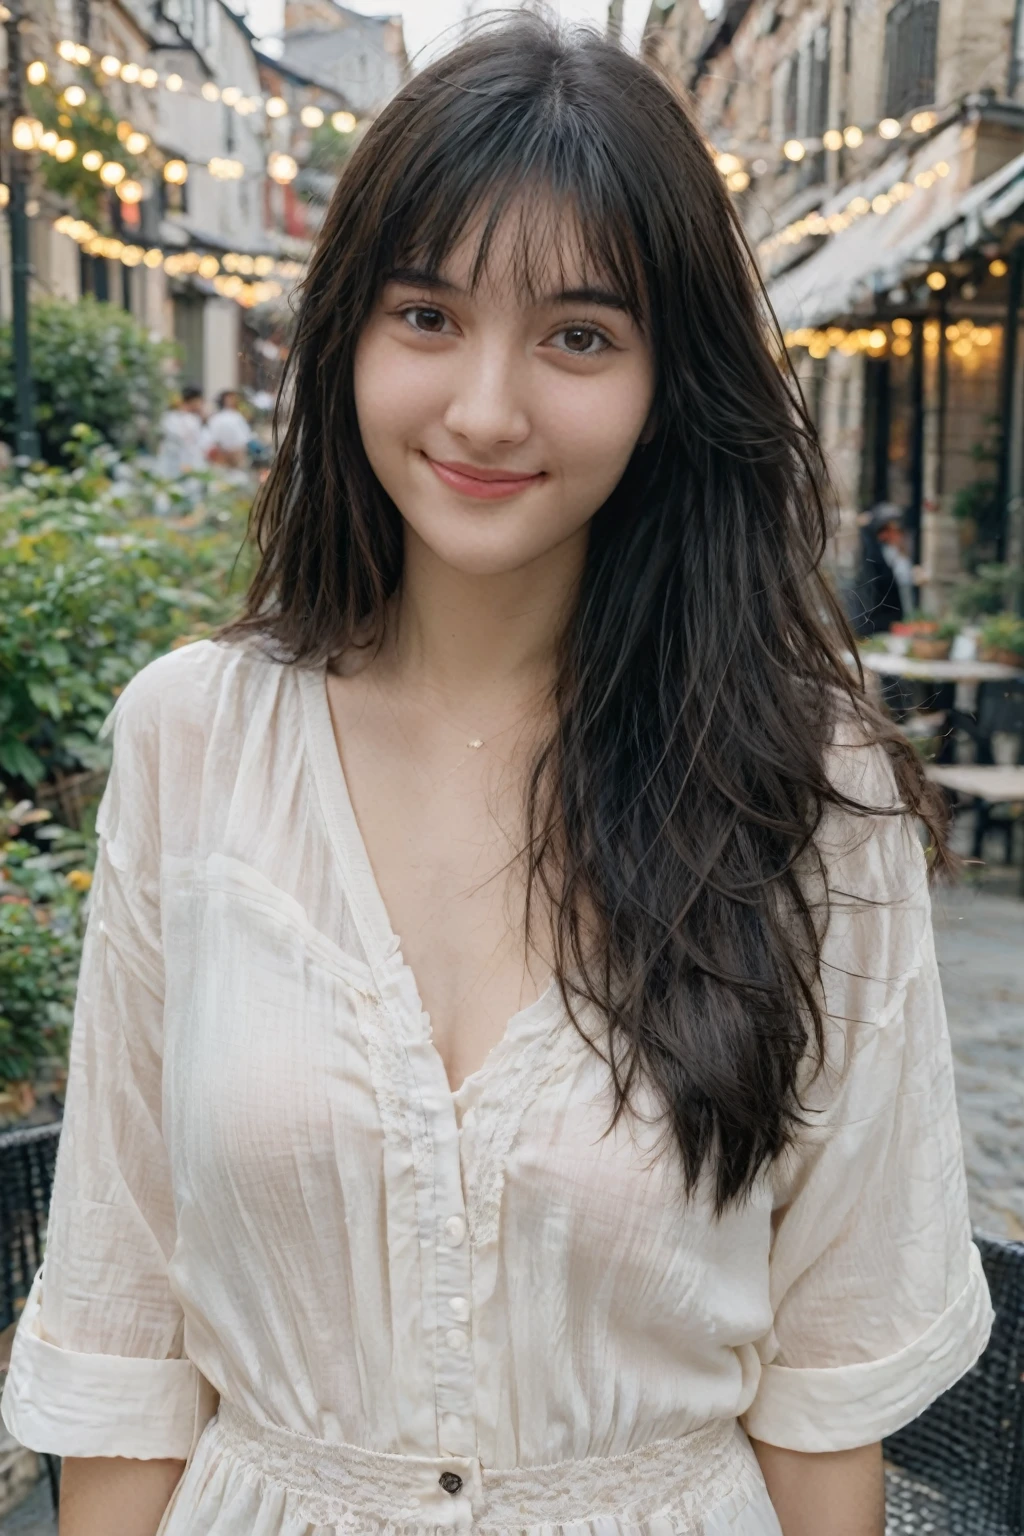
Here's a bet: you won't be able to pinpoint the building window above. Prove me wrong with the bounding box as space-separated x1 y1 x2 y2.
807 24 830 138
884 0 939 118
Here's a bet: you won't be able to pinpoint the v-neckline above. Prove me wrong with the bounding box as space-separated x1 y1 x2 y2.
297 663 559 1102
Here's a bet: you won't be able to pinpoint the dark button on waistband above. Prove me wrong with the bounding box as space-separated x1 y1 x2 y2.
439 1472 463 1496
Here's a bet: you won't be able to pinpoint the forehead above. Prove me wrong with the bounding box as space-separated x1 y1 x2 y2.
394 186 646 320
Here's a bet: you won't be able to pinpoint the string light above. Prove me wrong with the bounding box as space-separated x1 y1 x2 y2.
26 60 49 85
208 157 245 180
61 84 86 106
926 270 947 290
99 160 126 186
163 159 189 184
125 130 149 154
758 154 950 259
989 258 1008 277
81 149 103 171
11 116 41 151
50 37 364 133
116 178 143 203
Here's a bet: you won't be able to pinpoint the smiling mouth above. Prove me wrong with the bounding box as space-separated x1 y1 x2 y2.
424 454 547 501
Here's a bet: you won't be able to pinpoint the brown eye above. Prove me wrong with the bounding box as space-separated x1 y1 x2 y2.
553 325 609 355
403 306 448 334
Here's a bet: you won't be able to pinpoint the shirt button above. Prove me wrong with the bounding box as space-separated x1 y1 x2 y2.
448 1296 470 1321
439 1472 463 1496
444 1215 466 1247
445 1327 468 1352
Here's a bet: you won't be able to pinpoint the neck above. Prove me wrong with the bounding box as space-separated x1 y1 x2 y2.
380 525 586 720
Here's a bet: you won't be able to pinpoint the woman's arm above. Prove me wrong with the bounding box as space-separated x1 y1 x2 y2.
59 1456 185 1536
750 1440 885 1536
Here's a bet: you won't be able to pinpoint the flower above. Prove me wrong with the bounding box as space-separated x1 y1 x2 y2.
66 869 93 892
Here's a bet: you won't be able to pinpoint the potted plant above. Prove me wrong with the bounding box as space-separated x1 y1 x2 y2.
978 614 1024 668
909 617 960 662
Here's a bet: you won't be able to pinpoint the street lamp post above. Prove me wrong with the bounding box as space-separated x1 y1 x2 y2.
4 0 41 461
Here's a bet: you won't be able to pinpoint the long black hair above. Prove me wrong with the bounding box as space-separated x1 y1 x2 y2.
224 15 947 1209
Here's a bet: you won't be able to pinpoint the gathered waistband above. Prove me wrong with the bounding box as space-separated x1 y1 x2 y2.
209 1399 751 1533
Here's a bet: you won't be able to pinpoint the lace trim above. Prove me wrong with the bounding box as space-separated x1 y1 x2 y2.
463 1010 584 1249
207 1401 755 1534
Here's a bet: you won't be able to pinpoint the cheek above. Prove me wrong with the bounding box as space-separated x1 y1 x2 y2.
542 370 653 491
353 333 437 459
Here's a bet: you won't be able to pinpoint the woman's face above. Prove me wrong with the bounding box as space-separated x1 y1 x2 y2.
354 208 655 577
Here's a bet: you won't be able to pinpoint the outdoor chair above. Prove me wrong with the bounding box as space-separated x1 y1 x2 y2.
1 1127 1022 1532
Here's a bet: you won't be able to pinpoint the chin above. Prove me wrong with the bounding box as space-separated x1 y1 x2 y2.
406 506 576 578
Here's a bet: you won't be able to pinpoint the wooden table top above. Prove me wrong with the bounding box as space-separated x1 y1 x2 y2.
926 765 1024 802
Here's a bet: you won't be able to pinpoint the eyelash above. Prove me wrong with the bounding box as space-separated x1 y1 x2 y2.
394 305 613 356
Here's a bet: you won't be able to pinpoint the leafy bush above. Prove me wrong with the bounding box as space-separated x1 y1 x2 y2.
0 297 172 462
979 613 1024 661
0 437 253 789
0 795 91 1095
950 564 1024 623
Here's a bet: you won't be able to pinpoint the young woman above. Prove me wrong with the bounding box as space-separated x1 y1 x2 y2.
2 19 991 1536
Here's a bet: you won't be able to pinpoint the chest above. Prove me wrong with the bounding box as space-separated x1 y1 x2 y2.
325 674 553 1093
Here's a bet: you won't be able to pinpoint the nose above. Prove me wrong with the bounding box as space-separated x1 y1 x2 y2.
441 339 531 451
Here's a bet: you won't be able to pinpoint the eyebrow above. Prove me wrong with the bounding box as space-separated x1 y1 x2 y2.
385 266 630 313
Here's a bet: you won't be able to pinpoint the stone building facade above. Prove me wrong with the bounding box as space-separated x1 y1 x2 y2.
646 0 1024 609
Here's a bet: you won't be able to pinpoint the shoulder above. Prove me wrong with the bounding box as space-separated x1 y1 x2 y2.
107 637 278 743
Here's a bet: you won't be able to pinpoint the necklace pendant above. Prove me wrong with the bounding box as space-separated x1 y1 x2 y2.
467 738 485 750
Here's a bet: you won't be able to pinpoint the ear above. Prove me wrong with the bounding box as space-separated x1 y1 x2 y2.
638 409 658 447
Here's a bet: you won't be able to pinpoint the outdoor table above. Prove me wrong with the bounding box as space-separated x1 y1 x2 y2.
926 764 1024 896
860 654 1023 683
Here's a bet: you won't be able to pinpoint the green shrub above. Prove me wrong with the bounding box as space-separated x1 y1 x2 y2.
0 795 91 1092
0 297 172 462
0 438 253 789
979 613 1024 660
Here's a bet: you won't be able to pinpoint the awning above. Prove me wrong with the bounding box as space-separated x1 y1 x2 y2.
767 121 1024 331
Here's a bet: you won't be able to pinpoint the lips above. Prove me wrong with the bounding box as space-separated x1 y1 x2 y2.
424 455 546 501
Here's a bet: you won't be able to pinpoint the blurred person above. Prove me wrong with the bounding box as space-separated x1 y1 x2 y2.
202 389 252 469
848 503 926 636
3 19 990 1536
156 384 206 478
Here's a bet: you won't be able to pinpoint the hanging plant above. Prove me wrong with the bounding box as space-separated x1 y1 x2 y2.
27 78 142 230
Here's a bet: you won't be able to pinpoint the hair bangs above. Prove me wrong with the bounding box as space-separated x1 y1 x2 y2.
378 106 649 327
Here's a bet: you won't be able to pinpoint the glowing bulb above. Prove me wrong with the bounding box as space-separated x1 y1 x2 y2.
843 125 864 147
331 110 356 133
892 337 911 356
266 95 288 118
974 327 993 346
198 255 220 278
101 55 121 75
74 45 91 64
163 159 188 184
952 337 972 357
62 85 87 107
989 258 1008 277
12 116 41 151
871 194 892 215
783 139 805 162
116 178 143 202
120 62 140 82
726 169 750 192
201 82 220 102
221 86 242 106
54 138 76 162
144 247 164 267
300 104 324 127
99 160 127 186
267 151 298 183
878 117 901 139
925 270 947 291
125 131 149 154
140 68 159 88
81 149 103 171
121 245 144 266
39 130 59 153
822 128 843 152
58 39 79 61
910 111 936 133
166 73 183 91
868 329 887 349
26 60 48 84
254 255 275 276
0 184 8 208
892 317 912 336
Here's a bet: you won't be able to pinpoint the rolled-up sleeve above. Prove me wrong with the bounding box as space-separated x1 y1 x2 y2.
1 679 212 1459
742 761 993 1453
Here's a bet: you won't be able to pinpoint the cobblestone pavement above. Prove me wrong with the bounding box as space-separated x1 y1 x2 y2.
932 870 1024 1242
1 872 1020 1534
